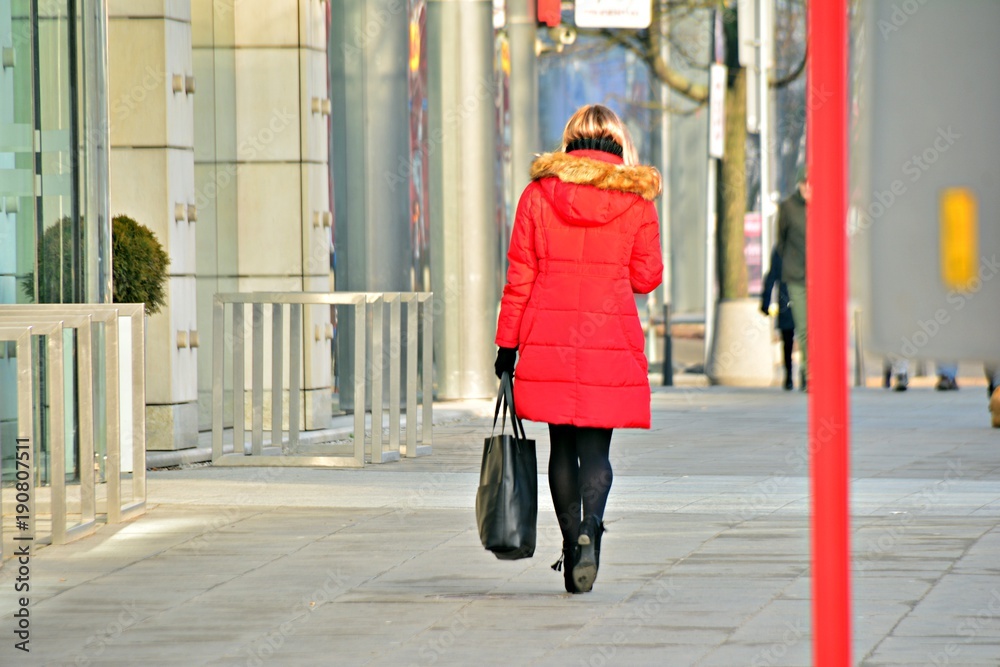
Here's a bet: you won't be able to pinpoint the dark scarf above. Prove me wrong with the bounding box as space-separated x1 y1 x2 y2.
565 136 623 158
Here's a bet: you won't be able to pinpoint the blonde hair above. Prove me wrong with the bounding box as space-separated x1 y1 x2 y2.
561 104 639 166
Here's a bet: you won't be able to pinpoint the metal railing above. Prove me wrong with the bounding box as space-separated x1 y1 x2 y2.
211 292 433 467
0 304 147 562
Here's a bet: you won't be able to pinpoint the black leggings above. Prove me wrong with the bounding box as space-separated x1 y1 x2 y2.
547 424 613 545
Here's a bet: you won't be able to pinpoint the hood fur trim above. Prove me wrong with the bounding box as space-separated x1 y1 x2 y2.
530 152 662 201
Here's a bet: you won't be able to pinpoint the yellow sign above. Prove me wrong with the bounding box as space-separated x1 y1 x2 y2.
939 188 978 291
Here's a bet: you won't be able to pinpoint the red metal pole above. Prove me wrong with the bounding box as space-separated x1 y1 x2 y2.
807 1 851 665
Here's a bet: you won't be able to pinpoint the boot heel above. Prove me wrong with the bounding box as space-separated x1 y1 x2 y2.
573 517 600 593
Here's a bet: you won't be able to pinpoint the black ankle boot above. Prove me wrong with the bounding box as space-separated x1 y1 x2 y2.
574 515 605 593
552 543 580 593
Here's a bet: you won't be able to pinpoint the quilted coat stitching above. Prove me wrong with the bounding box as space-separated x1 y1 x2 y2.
496 151 663 429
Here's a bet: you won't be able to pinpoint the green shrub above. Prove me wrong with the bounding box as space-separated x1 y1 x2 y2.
112 215 169 315
20 215 170 316
19 216 76 305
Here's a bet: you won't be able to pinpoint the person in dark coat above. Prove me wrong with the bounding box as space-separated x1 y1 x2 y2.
777 167 810 389
493 104 662 594
760 245 796 390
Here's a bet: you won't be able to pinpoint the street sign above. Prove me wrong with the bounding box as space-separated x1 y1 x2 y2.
574 0 652 29
708 64 727 159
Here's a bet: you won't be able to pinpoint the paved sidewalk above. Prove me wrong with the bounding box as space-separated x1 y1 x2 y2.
2 385 1000 666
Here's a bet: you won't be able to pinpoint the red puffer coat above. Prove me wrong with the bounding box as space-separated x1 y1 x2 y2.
495 149 663 429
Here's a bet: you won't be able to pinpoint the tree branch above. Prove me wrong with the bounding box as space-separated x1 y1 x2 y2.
771 44 807 89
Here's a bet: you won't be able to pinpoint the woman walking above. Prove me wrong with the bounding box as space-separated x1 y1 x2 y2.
493 105 662 593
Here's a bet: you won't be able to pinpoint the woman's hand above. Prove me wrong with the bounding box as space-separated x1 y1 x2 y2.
495 347 517 379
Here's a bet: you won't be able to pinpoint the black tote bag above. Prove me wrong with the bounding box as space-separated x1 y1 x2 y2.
475 372 538 560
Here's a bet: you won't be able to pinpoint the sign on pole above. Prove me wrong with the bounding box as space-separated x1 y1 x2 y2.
708 64 727 159
574 0 652 29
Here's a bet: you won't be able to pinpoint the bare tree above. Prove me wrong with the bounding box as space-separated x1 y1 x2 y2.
569 0 807 300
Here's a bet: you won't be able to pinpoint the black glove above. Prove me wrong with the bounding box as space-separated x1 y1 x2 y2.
494 347 517 379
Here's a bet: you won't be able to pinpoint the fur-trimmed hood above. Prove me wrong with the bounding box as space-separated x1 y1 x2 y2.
529 150 661 227
530 151 661 201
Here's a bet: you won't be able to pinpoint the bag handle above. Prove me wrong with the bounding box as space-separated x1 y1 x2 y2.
491 372 527 443
503 373 528 442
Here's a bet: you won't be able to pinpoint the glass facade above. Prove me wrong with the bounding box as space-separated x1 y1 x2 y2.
0 0 110 481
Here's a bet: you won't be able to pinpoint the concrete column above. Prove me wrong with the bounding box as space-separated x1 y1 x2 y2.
108 1 198 450
190 0 332 430
427 0 498 399
506 0 539 201
329 0 411 410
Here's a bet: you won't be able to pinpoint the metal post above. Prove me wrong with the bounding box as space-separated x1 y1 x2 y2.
370 295 389 462
420 293 433 452
289 303 302 450
758 0 774 265
705 158 718 367
406 296 418 457
233 304 245 455
129 306 147 513
854 308 866 388
662 303 673 386
252 303 264 456
271 303 284 450
212 300 225 461
389 294 402 453
656 3 672 370
808 0 852 661
49 330 66 544
427 0 499 399
105 316 121 524
77 317 96 531
352 300 366 463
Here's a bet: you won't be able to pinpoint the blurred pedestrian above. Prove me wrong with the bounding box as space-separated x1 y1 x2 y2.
936 362 959 391
494 104 662 594
760 245 796 390
986 364 1000 428
882 357 909 391
777 166 810 390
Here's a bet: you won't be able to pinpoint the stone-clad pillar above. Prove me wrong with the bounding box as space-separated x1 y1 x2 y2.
108 1 198 450
190 0 333 433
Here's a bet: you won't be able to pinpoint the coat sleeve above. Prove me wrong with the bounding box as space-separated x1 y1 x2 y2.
776 200 789 260
760 247 779 313
495 185 539 348
629 202 664 294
